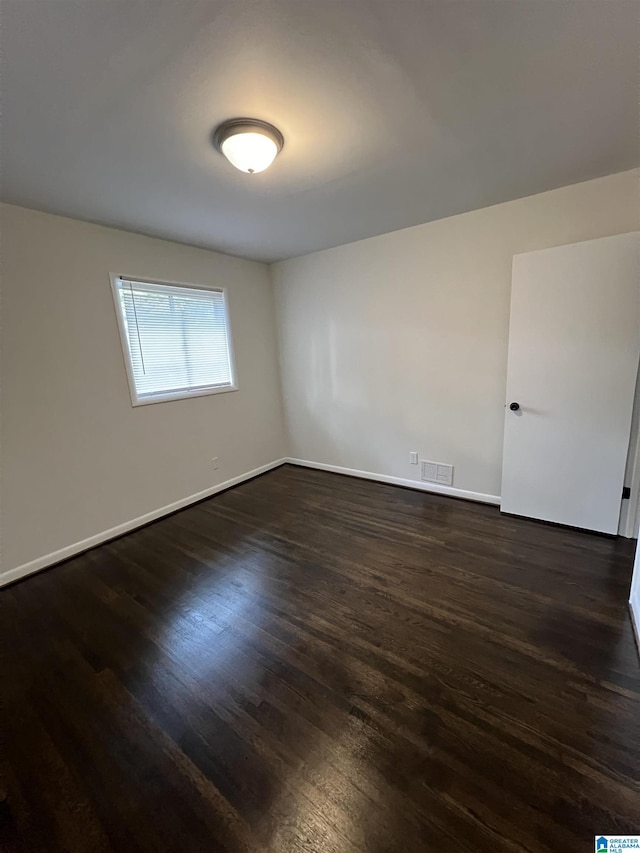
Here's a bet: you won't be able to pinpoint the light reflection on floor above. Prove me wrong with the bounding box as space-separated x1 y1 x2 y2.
151 551 268 680
271 708 389 853
144 547 385 850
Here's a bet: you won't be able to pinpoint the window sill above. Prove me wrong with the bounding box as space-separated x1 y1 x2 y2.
131 384 238 407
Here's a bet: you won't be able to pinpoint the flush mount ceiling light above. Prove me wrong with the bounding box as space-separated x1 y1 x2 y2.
213 118 284 174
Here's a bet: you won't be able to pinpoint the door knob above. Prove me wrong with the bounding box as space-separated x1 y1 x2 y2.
509 402 520 411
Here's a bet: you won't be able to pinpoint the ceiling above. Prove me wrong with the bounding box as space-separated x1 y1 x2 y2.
2 0 638 263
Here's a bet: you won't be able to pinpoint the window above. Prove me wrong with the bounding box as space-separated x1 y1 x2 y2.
111 275 236 405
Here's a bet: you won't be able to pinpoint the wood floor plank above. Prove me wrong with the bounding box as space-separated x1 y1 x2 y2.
1 464 639 851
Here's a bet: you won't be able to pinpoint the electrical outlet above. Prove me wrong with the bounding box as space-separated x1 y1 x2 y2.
211 457 220 470
409 451 418 465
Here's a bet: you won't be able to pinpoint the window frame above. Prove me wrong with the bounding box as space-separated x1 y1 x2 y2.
109 273 238 407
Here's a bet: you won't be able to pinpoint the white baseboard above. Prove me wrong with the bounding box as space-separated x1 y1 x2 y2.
0 458 288 588
630 594 640 660
285 457 501 506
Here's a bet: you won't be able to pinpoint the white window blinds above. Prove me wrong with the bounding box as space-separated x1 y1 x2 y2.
112 277 236 405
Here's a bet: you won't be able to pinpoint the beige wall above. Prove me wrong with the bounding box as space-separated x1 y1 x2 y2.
1 204 287 578
273 170 640 502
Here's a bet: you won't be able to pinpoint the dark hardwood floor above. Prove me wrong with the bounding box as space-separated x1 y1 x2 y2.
2 464 639 852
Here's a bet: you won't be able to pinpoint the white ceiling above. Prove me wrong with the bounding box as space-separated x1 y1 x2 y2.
2 0 638 263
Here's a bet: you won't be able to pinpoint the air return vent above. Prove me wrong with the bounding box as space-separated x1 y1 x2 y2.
421 461 453 486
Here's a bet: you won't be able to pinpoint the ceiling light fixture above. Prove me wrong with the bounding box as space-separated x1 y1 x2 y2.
213 118 284 174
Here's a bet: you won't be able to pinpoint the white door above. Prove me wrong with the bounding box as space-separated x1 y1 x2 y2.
501 232 640 534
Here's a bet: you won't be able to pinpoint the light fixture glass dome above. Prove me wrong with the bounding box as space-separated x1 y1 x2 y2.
213 119 284 174
221 132 278 174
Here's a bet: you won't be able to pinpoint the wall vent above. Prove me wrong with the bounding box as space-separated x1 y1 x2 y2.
421 461 453 486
